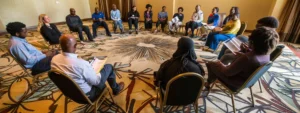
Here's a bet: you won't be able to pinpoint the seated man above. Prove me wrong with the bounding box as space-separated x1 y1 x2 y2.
219 16 279 64
66 8 93 42
168 7 184 34
111 4 124 34
185 5 204 38
154 6 168 33
51 34 124 100
92 7 111 37
40 15 61 44
7 22 57 75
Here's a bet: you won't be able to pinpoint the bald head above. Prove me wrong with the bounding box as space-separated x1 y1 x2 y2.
70 8 76 15
60 34 77 53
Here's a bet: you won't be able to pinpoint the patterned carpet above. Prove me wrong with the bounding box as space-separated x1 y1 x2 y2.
0 21 299 113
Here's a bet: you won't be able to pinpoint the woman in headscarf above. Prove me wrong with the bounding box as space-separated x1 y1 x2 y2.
154 37 205 89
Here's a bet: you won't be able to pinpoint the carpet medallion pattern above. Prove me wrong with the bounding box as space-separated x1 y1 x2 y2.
0 22 299 113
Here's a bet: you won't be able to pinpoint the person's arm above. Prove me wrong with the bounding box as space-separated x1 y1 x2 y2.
117 10 121 20
173 13 176 18
81 61 101 86
166 12 168 21
128 11 131 19
208 53 248 76
221 20 240 34
213 15 220 26
181 14 184 22
52 24 61 35
77 16 83 26
66 16 73 28
41 26 54 42
158 12 161 20
200 12 204 22
11 44 46 66
102 13 106 21
110 10 115 21
136 11 140 19
154 61 168 86
144 11 147 19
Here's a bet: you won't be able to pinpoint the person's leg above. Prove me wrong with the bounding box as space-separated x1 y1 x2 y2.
220 52 237 65
211 34 235 50
82 25 93 41
156 20 161 30
168 21 173 31
206 63 218 86
133 19 138 31
149 20 153 29
113 21 118 32
100 21 111 36
118 20 123 31
161 21 166 32
31 55 54 75
144 20 148 29
217 46 228 59
185 22 190 36
92 23 99 38
98 64 120 93
74 26 84 41
128 19 133 30
191 22 197 37
175 22 182 32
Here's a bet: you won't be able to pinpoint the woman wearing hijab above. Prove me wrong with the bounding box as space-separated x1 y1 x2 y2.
154 37 205 89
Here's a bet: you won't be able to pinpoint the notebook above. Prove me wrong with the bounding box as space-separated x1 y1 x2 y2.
223 38 242 54
89 56 108 74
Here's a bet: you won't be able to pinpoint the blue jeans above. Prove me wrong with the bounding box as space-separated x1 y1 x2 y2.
217 35 249 59
113 20 123 31
87 64 120 100
205 32 236 50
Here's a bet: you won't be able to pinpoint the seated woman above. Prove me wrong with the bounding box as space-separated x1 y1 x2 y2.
223 7 240 26
199 7 220 40
39 15 61 44
204 27 279 91
205 13 241 50
185 5 203 38
144 4 153 30
154 37 205 89
168 7 184 34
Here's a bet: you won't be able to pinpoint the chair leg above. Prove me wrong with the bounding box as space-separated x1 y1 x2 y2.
194 101 199 113
155 87 159 108
258 79 263 93
107 89 115 103
94 103 98 113
206 81 217 96
231 94 236 113
250 87 255 107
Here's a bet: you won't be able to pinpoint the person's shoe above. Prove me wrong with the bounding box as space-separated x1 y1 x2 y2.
154 29 158 33
120 29 124 34
129 30 132 34
136 30 138 34
108 34 112 37
113 82 125 95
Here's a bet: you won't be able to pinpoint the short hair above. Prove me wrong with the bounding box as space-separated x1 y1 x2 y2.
162 6 166 9
178 7 184 12
6 22 26 36
249 27 279 55
214 7 219 12
257 16 279 28
146 4 152 8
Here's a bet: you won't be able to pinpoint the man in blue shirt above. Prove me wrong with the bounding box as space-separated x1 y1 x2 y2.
92 7 111 37
111 4 123 34
7 22 57 75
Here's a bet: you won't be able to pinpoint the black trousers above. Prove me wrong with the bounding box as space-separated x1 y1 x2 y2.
70 25 93 41
128 18 138 30
86 64 120 101
185 21 202 36
156 20 167 31
92 21 111 37
144 20 153 29
31 56 53 75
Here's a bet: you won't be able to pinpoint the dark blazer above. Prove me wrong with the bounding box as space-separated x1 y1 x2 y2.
66 14 83 30
40 24 61 44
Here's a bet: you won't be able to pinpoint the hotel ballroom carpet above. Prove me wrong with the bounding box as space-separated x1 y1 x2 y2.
0 21 299 113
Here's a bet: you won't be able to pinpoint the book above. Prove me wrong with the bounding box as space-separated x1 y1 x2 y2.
223 38 242 54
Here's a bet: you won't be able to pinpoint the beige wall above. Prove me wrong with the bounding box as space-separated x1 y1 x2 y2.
136 0 175 22
0 0 92 31
89 0 99 14
135 0 287 30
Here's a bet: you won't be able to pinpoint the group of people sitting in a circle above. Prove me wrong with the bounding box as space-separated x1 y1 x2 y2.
5 3 280 102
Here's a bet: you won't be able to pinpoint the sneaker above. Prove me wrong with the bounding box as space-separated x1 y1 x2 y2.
120 29 124 34
113 82 125 95
154 29 158 33
136 30 138 34
129 30 132 34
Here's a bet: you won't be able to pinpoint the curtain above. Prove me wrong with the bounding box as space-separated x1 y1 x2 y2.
278 0 300 43
98 0 135 21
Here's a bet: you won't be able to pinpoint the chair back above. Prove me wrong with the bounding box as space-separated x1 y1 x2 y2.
236 21 247 36
6 48 31 75
163 72 204 106
236 62 273 92
270 45 285 61
218 13 227 27
48 70 93 105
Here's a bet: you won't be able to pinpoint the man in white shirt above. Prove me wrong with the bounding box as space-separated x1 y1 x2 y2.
51 34 124 100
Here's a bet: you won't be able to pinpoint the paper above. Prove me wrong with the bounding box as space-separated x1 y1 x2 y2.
90 56 107 74
223 38 242 54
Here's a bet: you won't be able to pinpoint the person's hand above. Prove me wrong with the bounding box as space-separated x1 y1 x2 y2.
45 51 56 57
233 52 244 57
240 43 250 52
99 18 103 21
